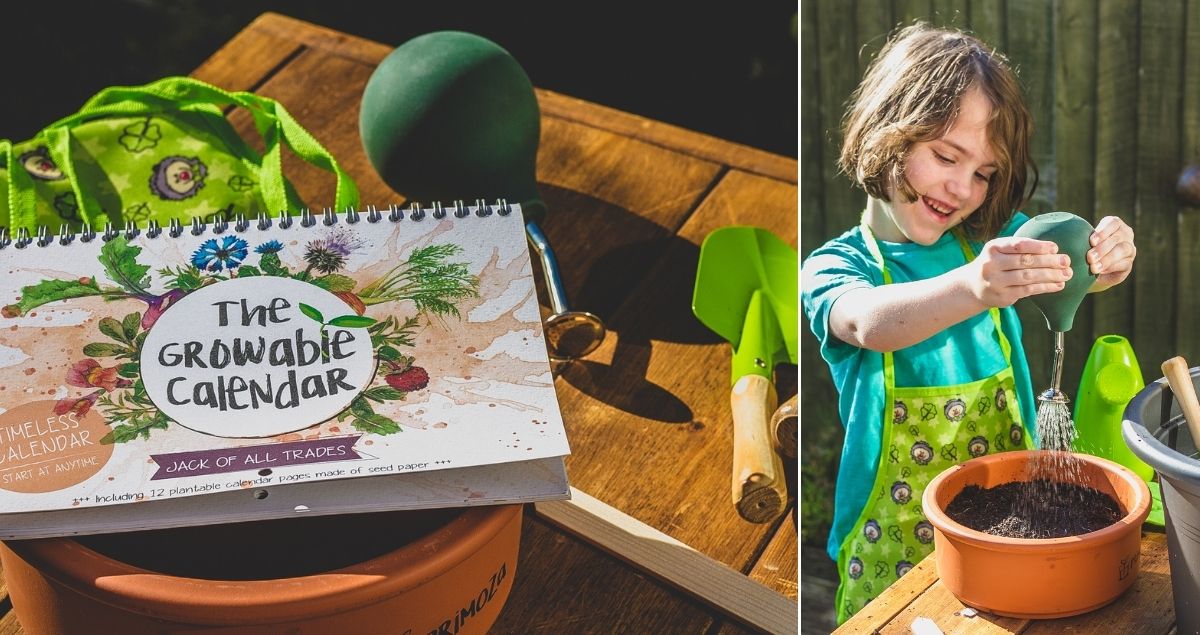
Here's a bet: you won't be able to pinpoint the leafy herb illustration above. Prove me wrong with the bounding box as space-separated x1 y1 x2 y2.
5 230 479 443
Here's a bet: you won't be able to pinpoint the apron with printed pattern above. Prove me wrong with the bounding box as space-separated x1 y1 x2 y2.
835 224 1034 624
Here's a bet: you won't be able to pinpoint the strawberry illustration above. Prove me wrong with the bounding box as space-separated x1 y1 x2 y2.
385 366 429 392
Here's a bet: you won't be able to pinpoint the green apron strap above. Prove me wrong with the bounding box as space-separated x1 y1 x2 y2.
953 231 1014 363
858 220 1016 419
858 221 893 285
859 220 897 433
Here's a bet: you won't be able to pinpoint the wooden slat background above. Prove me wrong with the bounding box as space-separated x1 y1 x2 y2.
802 0 1200 549
804 0 1200 399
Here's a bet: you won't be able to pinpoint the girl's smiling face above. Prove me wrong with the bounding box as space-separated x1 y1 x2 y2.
871 88 998 245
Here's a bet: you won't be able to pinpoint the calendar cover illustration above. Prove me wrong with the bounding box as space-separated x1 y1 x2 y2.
0 204 569 536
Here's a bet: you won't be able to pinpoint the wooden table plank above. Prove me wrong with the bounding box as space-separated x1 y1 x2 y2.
0 561 17 634
878 581 1028 635
715 621 758 635
834 555 940 634
748 509 798 600
251 11 393 67
191 15 302 93
714 509 800 634
0 612 19 635
533 91 795 183
492 510 717 634
535 490 797 634
537 115 722 226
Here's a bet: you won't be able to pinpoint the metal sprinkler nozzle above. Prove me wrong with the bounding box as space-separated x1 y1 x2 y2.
1038 331 1070 405
1038 387 1069 405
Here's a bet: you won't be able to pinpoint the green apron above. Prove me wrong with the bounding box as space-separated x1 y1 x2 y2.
835 223 1034 624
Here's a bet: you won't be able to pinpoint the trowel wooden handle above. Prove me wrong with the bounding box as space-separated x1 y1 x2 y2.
731 375 788 523
1160 356 1200 444
771 394 798 459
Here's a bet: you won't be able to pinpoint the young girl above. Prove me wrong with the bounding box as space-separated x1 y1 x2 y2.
801 23 1137 623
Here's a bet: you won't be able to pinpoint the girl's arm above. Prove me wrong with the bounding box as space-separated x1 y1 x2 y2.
829 236 1071 352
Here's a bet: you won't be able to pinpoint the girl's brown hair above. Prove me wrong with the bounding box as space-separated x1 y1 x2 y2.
839 23 1038 240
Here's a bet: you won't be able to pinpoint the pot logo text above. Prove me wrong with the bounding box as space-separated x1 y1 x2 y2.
426 562 509 635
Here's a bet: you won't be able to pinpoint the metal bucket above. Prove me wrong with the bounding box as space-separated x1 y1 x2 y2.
1123 371 1200 634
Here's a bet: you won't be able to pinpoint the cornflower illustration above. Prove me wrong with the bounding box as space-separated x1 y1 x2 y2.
191 236 249 272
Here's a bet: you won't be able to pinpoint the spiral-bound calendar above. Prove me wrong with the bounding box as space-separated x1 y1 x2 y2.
0 201 570 538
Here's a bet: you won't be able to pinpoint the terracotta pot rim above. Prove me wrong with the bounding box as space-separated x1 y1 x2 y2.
3 503 521 623
922 451 1151 549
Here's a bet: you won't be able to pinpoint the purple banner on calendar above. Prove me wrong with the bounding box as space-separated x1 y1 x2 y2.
149 435 362 480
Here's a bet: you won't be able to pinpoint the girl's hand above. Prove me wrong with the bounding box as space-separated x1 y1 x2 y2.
961 237 1073 308
1088 216 1136 292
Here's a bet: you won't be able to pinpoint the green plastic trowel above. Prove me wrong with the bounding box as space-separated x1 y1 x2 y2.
359 31 605 360
692 227 798 523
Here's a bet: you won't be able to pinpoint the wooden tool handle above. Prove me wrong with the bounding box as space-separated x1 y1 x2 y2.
1160 356 1200 444
731 374 788 523
770 394 798 459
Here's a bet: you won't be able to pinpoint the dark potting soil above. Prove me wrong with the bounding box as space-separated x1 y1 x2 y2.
77 507 461 580
944 479 1123 539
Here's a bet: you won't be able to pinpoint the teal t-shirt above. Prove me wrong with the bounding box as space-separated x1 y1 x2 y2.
801 213 1037 561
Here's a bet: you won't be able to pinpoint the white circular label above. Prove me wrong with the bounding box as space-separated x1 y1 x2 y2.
141 277 376 438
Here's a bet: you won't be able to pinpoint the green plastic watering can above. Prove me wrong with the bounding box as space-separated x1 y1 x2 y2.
692 226 798 523
359 31 605 360
1073 334 1164 526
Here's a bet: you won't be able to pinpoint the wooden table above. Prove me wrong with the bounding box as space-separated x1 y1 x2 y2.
836 531 1177 634
0 12 799 635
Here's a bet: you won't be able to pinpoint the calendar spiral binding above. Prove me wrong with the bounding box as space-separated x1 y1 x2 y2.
0 199 516 250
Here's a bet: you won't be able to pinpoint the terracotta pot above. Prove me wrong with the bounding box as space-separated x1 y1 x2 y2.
922 450 1150 619
0 504 522 634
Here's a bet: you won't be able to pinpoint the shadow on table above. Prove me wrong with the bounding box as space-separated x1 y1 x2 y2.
537 185 797 427
533 186 712 424
553 231 705 422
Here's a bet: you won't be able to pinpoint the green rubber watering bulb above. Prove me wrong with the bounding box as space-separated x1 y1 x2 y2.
1013 211 1098 332
359 31 544 221
359 31 606 360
